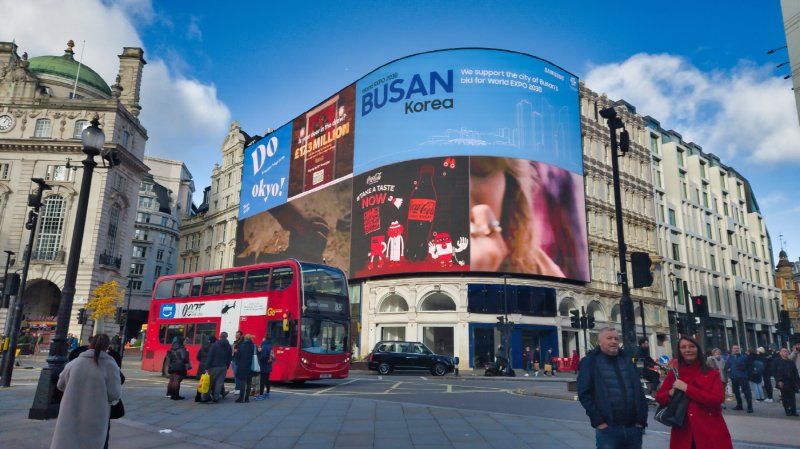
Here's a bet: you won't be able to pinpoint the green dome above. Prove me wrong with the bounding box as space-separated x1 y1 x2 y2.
28 48 111 97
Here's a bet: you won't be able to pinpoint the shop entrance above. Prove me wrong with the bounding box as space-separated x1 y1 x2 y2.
422 326 454 357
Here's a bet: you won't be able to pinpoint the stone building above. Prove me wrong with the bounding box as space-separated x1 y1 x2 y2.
777 250 799 339
0 40 149 345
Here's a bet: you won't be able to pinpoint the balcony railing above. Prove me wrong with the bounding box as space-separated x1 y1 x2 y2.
99 252 122 269
29 249 66 263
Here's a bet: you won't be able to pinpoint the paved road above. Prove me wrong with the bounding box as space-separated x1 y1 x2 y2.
0 356 797 449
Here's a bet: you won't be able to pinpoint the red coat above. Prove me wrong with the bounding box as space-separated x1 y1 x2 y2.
656 362 733 449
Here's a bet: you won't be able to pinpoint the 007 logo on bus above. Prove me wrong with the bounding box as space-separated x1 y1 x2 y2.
159 304 176 319
181 303 206 317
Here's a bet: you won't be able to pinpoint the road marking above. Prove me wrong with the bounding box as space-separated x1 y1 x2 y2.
383 381 402 394
313 378 358 395
447 384 452 393
420 376 427 380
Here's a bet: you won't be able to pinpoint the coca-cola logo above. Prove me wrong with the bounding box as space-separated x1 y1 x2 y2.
366 172 382 185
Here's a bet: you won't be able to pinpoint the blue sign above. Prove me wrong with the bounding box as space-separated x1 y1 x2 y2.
658 355 670 365
159 303 176 319
239 124 292 219
354 49 582 175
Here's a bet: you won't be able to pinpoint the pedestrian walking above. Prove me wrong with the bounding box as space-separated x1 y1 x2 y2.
50 334 121 449
233 334 256 403
67 333 78 352
523 346 534 377
790 343 800 377
749 348 766 401
166 336 190 400
577 327 647 449
762 347 775 403
533 346 541 376
254 335 275 400
110 333 122 353
636 338 660 396
656 336 733 449
201 332 232 403
232 330 243 395
544 348 556 376
706 348 728 409
194 335 216 402
773 348 800 416
725 344 753 413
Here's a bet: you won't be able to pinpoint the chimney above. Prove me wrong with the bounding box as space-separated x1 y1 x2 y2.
116 47 146 117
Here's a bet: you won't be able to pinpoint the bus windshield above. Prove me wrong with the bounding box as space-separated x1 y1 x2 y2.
301 263 348 315
300 317 348 354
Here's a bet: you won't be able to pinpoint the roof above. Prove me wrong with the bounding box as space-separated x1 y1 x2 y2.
27 45 111 96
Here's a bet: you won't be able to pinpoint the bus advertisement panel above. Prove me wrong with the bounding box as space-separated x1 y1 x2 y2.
141 261 350 382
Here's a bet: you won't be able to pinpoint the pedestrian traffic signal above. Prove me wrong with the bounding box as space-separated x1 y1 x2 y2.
587 315 596 329
77 308 87 324
693 295 709 319
631 252 653 288
570 309 580 329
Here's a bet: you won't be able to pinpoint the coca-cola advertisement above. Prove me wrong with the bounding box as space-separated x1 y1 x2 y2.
350 156 470 278
288 84 355 197
235 178 353 275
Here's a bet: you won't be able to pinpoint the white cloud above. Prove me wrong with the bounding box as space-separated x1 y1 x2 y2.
0 0 230 196
187 15 202 41
585 53 800 164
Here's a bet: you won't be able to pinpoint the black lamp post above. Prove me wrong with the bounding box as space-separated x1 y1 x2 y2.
120 276 133 358
0 179 51 387
29 117 116 419
1 250 15 309
667 272 680 355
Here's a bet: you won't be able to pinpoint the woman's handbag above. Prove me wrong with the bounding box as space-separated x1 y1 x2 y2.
251 351 261 373
544 363 553 373
110 399 125 419
197 372 210 394
655 368 690 427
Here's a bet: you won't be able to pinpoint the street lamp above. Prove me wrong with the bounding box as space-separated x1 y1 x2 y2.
1 250 15 308
0 179 51 387
29 117 118 419
667 272 679 355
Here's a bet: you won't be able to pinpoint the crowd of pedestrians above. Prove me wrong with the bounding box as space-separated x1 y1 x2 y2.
577 328 800 449
196 330 275 404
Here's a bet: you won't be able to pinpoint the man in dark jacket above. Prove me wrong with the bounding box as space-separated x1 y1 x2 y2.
774 348 800 416
201 332 232 403
725 344 753 412
578 327 647 449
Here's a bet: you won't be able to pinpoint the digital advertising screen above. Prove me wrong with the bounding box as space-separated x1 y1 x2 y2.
236 48 589 283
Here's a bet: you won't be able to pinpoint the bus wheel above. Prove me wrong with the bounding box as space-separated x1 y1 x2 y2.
161 359 169 378
377 362 391 375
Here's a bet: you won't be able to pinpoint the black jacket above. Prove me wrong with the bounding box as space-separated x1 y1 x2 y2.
167 343 190 374
233 340 256 380
578 347 648 428
206 338 233 369
774 357 800 390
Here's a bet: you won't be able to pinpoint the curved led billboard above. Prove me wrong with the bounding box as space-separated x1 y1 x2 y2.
237 48 589 283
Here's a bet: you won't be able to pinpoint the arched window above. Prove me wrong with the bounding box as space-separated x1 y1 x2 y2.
419 292 456 311
587 300 605 321
73 120 89 139
34 118 52 138
378 294 408 313
610 304 621 323
34 195 66 260
559 298 577 317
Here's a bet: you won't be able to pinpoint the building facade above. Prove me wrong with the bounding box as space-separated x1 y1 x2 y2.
647 117 782 350
0 41 149 345
126 156 193 339
177 121 244 274
777 250 799 338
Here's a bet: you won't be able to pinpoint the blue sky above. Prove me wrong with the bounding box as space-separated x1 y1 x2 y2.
1 0 798 262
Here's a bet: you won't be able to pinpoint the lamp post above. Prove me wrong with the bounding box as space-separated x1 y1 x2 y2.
598 106 637 352
29 117 114 419
120 276 133 358
1 250 14 309
667 272 679 355
0 179 51 387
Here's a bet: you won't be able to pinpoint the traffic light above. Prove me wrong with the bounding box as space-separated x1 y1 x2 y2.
619 128 630 154
570 309 580 329
4 272 20 297
779 310 791 335
77 308 87 324
693 295 709 319
631 252 653 288
114 308 123 325
117 309 128 325
587 315 596 330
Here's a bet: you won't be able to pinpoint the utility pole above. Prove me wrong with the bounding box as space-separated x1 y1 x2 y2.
599 106 637 353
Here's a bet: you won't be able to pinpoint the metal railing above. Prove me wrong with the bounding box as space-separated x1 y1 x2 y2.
98 252 122 269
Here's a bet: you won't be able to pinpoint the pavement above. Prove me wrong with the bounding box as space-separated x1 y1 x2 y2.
0 355 797 449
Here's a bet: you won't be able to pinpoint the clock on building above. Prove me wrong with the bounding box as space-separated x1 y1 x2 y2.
0 114 14 132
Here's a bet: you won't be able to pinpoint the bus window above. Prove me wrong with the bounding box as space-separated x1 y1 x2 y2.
174 278 191 298
270 267 294 291
201 274 223 296
191 276 203 296
245 268 270 292
154 279 175 300
159 324 186 344
185 324 196 344
268 320 297 347
223 271 246 294
193 323 217 345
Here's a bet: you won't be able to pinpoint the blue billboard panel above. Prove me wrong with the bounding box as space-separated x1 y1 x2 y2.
239 124 292 219
354 49 581 175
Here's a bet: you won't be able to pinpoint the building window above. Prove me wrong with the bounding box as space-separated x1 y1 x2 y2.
73 120 89 139
160 216 169 226
132 245 147 258
34 118 52 138
138 196 153 209
668 209 677 226
0 163 10 180
671 243 680 261
713 286 721 311
706 223 713 239
129 279 143 291
157 249 164 261
45 165 75 182
649 134 659 153
34 195 66 259
134 229 149 241
121 131 130 147
710 254 717 271
226 173 232 188
130 263 145 275
699 162 706 179
105 204 121 256
154 266 162 279
136 212 151 223
677 150 685 167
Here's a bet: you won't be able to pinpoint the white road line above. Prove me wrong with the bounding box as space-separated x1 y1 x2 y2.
420 376 427 380
447 384 452 393
313 378 359 395
383 381 402 394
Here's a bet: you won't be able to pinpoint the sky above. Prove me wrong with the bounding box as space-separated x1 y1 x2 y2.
1 0 798 262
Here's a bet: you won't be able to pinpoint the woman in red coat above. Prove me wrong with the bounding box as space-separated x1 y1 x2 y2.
656 336 733 449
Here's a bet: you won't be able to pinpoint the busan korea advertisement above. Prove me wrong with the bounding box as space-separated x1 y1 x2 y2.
236 48 589 283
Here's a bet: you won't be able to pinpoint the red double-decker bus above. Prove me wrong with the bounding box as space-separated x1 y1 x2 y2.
141 260 351 382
